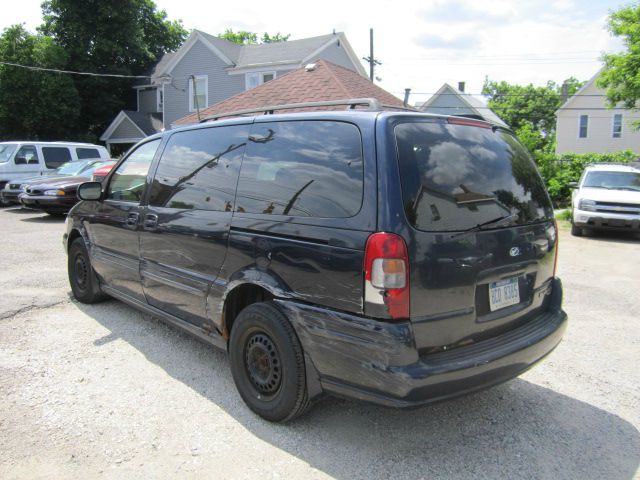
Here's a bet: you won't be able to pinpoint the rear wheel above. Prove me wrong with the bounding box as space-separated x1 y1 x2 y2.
68 238 108 303
229 302 310 422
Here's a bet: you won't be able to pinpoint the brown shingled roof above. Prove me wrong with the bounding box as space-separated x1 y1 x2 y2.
174 60 408 126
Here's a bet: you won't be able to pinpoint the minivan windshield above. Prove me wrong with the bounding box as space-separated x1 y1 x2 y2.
0 144 17 163
583 170 640 191
395 121 553 232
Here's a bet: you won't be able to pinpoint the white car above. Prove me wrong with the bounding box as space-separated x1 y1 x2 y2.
570 163 640 236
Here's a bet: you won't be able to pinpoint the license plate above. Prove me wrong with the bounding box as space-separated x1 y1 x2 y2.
489 277 520 311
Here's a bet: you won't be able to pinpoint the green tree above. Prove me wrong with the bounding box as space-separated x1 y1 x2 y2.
597 4 640 110
219 29 290 45
482 77 583 136
40 0 187 140
0 25 80 140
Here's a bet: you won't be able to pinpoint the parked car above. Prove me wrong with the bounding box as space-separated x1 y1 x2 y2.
0 141 109 206
64 101 567 422
91 162 116 183
1 158 115 205
18 159 116 215
570 162 640 236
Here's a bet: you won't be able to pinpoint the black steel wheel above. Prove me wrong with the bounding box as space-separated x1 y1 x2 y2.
229 302 310 422
68 237 108 304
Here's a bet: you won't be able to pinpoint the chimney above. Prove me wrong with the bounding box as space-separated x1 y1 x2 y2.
403 88 411 107
561 82 569 104
458 81 466 93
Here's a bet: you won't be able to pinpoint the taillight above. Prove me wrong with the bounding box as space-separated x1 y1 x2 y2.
447 117 492 129
364 232 410 320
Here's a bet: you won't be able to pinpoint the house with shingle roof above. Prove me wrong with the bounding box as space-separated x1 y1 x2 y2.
173 60 407 126
101 30 367 153
417 83 508 127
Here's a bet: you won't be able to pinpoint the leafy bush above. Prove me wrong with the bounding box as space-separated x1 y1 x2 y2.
532 150 637 206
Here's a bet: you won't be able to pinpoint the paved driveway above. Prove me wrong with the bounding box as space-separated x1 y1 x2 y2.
1 207 639 479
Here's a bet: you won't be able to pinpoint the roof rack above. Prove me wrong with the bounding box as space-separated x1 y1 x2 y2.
200 98 385 122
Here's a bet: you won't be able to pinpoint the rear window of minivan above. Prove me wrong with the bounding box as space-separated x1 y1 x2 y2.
395 121 553 232
235 121 363 218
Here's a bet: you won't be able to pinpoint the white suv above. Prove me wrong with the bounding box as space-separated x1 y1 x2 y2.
570 163 640 236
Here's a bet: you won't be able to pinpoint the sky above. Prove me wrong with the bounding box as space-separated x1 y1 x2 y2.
0 0 627 105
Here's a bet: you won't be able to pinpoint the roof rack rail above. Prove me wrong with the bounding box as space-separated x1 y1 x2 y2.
200 98 383 122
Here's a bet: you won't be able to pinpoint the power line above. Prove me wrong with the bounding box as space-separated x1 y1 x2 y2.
396 92 610 97
0 61 153 79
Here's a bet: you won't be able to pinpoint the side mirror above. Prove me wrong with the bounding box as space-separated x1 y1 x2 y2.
78 182 103 201
14 156 27 165
567 182 578 189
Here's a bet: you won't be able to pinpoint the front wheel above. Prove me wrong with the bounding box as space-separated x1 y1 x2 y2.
229 302 310 422
570 224 582 236
68 238 108 303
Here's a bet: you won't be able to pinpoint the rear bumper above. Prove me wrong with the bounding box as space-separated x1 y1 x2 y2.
278 278 567 407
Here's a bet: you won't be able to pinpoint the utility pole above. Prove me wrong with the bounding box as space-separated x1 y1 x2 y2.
362 28 381 82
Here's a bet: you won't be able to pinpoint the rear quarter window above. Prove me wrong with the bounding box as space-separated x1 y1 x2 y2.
395 121 553 232
235 121 363 218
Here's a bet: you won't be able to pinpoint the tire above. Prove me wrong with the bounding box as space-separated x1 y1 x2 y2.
68 238 108 303
229 302 310 422
570 224 582 236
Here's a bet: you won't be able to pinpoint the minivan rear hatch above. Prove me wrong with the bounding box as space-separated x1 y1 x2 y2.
392 117 557 353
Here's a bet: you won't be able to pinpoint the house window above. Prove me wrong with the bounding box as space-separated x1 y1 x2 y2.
157 88 163 112
245 72 277 90
188 75 208 112
612 114 623 138
579 115 589 138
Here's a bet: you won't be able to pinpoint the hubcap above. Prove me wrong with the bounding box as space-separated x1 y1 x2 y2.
74 253 88 290
245 333 281 395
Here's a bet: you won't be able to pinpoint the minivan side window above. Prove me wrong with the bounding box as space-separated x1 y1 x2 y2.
15 146 39 165
107 139 160 202
76 148 101 159
42 147 72 168
235 121 363 218
148 125 249 211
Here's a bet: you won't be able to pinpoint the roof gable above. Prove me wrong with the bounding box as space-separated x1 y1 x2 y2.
420 83 508 127
556 68 602 112
173 60 405 126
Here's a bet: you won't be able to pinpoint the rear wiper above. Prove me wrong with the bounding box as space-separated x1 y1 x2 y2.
450 214 518 239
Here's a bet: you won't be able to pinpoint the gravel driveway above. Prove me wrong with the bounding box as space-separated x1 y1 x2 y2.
1 207 639 480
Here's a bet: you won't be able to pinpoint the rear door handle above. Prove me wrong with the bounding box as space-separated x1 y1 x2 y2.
125 212 139 226
144 213 158 229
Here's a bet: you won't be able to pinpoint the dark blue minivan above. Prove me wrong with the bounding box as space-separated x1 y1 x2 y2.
65 102 567 422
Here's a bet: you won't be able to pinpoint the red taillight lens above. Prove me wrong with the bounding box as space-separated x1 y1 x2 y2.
364 232 410 320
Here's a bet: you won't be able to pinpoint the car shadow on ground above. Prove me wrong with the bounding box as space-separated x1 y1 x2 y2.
577 229 640 244
71 299 640 480
19 213 66 223
1 206 36 214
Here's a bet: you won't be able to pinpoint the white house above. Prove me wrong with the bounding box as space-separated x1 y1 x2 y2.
556 69 640 154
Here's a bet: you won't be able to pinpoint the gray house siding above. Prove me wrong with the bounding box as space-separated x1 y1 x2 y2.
111 117 143 139
423 89 475 117
138 88 158 113
164 39 245 127
310 42 357 72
